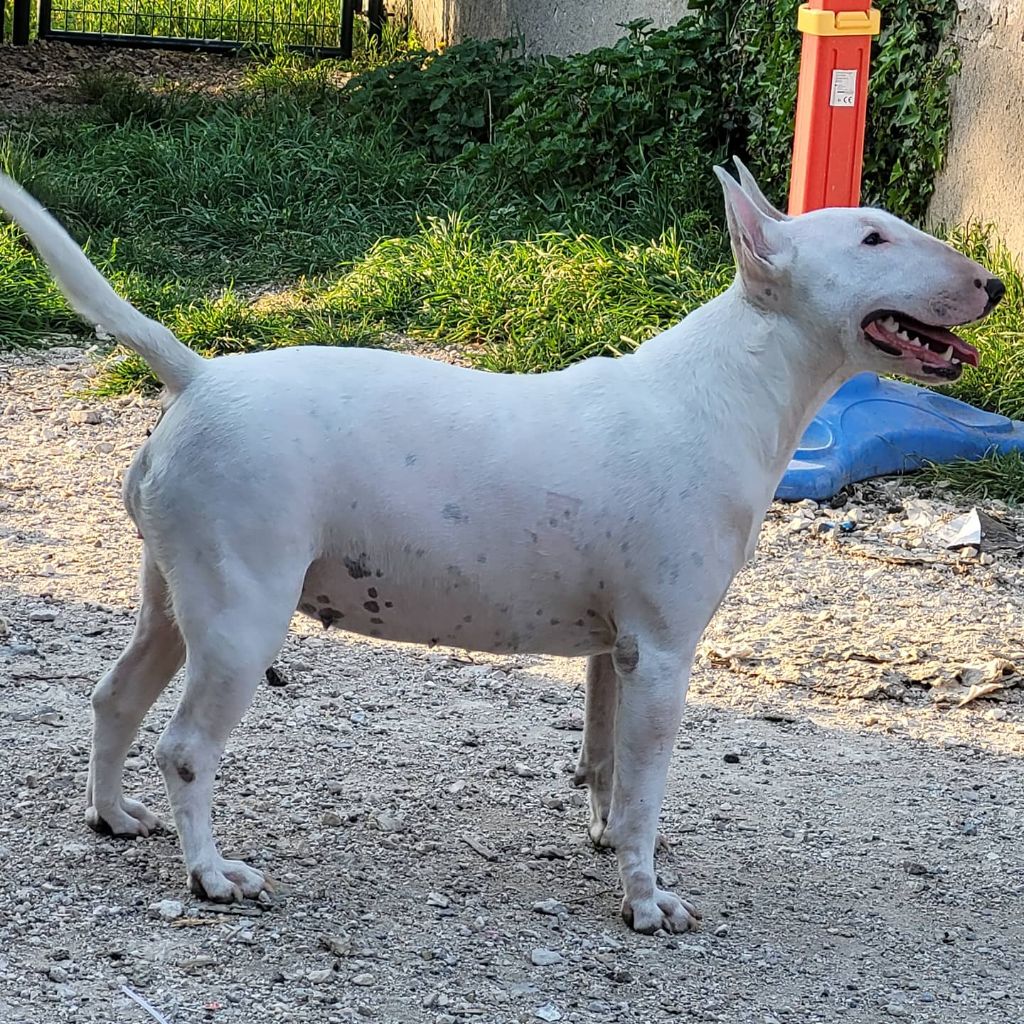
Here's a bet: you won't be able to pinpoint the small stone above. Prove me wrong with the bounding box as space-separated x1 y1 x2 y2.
723 751 741 764
530 948 563 967
96 442 115 454
29 608 58 623
532 898 568 917
47 966 70 983
514 762 538 779
373 813 402 832
425 892 450 908
150 899 184 920
713 924 730 938
535 1002 562 1022
321 811 344 827
308 968 334 984
70 408 102 425
351 973 375 987
533 845 565 860
961 819 979 836
885 1001 910 1017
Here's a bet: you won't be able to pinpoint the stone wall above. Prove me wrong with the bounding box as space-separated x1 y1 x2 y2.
410 0 689 53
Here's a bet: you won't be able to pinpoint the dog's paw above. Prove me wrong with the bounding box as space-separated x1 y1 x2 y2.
86 797 162 838
188 858 271 902
621 888 701 935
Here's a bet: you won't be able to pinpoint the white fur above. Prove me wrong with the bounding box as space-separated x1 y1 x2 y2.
0 163 1000 932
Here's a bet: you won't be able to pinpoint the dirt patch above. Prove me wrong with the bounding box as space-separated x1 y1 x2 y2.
1 347 1023 1024
0 40 252 122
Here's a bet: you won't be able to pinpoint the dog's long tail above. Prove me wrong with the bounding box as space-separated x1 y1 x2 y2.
0 173 204 392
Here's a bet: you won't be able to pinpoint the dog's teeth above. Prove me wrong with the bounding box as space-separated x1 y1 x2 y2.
938 345 954 361
952 357 961 365
883 317 899 332
896 329 911 341
910 337 923 347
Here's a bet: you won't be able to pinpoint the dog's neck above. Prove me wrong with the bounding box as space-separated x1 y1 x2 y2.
634 280 850 489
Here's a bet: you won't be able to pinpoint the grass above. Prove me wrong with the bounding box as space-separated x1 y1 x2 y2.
919 450 1024 506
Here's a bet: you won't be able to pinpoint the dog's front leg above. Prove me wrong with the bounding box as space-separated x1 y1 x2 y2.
600 634 699 934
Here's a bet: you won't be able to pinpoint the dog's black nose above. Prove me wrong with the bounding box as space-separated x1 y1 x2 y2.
984 276 1005 309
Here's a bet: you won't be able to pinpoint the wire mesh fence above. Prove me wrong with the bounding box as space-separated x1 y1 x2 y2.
2 0 387 54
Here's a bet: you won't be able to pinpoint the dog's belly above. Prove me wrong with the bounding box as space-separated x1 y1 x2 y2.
297 555 614 657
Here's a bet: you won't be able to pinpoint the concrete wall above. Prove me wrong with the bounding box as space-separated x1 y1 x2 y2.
927 0 1024 255
410 1 689 53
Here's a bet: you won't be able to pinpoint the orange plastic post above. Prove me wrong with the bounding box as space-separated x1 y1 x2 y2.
788 0 881 215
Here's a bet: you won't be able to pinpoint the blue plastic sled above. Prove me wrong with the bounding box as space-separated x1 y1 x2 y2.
777 372 1024 502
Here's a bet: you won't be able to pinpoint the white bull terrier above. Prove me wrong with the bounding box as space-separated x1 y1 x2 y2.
0 161 1004 933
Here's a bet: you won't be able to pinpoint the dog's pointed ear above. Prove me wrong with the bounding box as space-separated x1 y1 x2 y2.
714 165 791 285
732 157 790 222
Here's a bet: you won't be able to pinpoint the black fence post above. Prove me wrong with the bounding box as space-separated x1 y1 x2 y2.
38 0 53 39
12 0 31 44
367 0 384 42
340 0 354 57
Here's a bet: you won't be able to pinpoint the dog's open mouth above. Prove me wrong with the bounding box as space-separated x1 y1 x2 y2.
862 311 979 381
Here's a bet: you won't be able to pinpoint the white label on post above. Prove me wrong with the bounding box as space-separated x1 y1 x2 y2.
829 69 857 107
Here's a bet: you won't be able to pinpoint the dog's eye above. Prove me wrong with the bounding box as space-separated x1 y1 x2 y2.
862 231 885 246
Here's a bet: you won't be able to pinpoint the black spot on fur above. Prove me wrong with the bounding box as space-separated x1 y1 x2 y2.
265 666 287 687
177 762 196 784
375 570 383 578
430 637 439 646
598 580 605 590
364 600 380 613
344 555 371 579
405 454 418 466
351 501 358 509
442 503 469 523
549 618 561 626
575 619 585 627
463 615 472 623
367 587 378 599
536 609 544 617
384 601 393 608
319 608 344 628
477 554 487 564
316 595 330 604
620 541 630 552
416 549 426 558
587 608 597 617
370 617 384 625
299 602 318 615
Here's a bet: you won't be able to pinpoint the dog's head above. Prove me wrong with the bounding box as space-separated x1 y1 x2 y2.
715 159 1004 384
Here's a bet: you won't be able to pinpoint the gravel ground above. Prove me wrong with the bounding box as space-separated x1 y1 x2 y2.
1 347 1023 1024
0 41 250 123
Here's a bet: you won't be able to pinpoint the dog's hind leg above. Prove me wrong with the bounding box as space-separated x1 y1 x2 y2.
154 558 302 902
573 654 617 845
86 548 185 837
